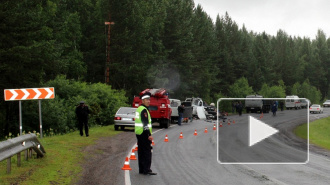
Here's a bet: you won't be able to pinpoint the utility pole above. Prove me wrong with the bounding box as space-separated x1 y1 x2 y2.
105 16 115 84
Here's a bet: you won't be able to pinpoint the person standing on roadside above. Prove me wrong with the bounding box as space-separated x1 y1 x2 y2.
237 101 243 116
177 103 184 126
75 101 89 137
135 92 157 175
232 102 236 113
272 101 277 116
279 101 284 111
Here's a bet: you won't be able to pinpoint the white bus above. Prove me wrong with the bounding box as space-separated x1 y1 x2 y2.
285 95 301 109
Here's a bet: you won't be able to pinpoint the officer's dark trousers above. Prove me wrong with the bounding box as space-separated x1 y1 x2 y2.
136 133 152 173
78 119 89 136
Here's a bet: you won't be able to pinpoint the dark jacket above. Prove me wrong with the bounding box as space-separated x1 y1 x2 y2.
178 105 184 114
76 105 89 120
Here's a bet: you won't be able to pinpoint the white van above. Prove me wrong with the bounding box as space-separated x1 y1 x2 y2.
285 95 301 109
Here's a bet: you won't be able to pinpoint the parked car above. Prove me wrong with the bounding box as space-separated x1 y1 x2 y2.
300 99 311 108
285 95 301 110
309 104 323 114
323 100 330 107
114 107 137 131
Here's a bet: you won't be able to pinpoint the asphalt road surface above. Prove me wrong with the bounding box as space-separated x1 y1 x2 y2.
121 108 330 185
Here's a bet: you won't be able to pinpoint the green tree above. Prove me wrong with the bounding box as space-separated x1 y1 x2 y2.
228 77 254 98
291 80 322 104
258 83 286 98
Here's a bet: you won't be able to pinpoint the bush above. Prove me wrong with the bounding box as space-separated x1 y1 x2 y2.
17 75 128 135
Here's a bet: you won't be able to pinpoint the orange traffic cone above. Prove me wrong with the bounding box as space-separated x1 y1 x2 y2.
219 123 223 127
194 130 198 136
164 134 169 142
233 120 235 124
129 149 137 160
213 124 216 130
179 132 183 139
152 140 155 146
260 112 264 119
204 127 208 133
228 119 231 125
121 157 132 170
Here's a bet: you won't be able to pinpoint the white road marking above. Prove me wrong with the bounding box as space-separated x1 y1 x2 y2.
125 124 177 185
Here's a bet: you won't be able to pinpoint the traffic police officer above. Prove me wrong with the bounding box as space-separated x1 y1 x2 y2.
135 92 157 175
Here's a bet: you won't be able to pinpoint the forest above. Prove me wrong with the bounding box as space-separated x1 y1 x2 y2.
0 0 329 138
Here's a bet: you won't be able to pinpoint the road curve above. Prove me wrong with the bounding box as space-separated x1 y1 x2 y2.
125 108 330 185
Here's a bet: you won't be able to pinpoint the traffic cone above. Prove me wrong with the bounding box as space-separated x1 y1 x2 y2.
260 112 264 119
164 134 169 142
194 130 198 136
233 120 235 124
134 143 138 152
121 157 132 170
152 140 155 146
213 124 216 130
204 127 208 133
219 123 223 127
228 119 231 125
179 132 183 139
129 149 137 160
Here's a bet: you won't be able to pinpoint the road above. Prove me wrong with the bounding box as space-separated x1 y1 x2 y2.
119 108 330 185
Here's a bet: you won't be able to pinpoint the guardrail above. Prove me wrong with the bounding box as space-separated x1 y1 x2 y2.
0 133 46 174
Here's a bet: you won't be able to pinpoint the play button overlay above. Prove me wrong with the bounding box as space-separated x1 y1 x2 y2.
249 116 278 147
217 98 309 164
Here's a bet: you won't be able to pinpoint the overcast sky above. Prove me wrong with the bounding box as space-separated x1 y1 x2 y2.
193 0 329 39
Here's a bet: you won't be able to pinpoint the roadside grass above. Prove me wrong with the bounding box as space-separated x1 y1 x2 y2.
294 116 330 150
0 125 120 185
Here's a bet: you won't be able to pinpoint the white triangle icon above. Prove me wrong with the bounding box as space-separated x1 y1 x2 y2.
249 116 278 147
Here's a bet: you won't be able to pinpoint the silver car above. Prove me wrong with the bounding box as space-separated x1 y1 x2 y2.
309 104 323 114
323 100 330 107
114 107 137 130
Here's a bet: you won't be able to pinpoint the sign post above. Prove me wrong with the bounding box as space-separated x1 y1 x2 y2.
39 100 43 138
4 87 55 138
19 100 22 135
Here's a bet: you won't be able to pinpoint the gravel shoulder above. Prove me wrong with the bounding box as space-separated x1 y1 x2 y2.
75 130 136 185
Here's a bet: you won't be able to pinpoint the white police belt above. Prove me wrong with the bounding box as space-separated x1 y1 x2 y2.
135 123 151 128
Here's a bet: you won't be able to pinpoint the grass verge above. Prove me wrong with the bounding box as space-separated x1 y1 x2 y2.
0 125 120 185
294 116 330 150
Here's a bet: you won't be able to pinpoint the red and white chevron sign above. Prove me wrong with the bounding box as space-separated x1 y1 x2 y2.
4 87 55 101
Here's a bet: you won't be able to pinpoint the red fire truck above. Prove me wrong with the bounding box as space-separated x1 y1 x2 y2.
132 88 172 128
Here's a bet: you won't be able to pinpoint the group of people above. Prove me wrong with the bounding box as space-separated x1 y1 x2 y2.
76 94 288 176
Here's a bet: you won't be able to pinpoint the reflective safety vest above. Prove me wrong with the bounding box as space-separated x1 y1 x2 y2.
135 106 152 135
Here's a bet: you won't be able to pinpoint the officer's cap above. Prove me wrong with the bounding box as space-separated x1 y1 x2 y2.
140 92 151 100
